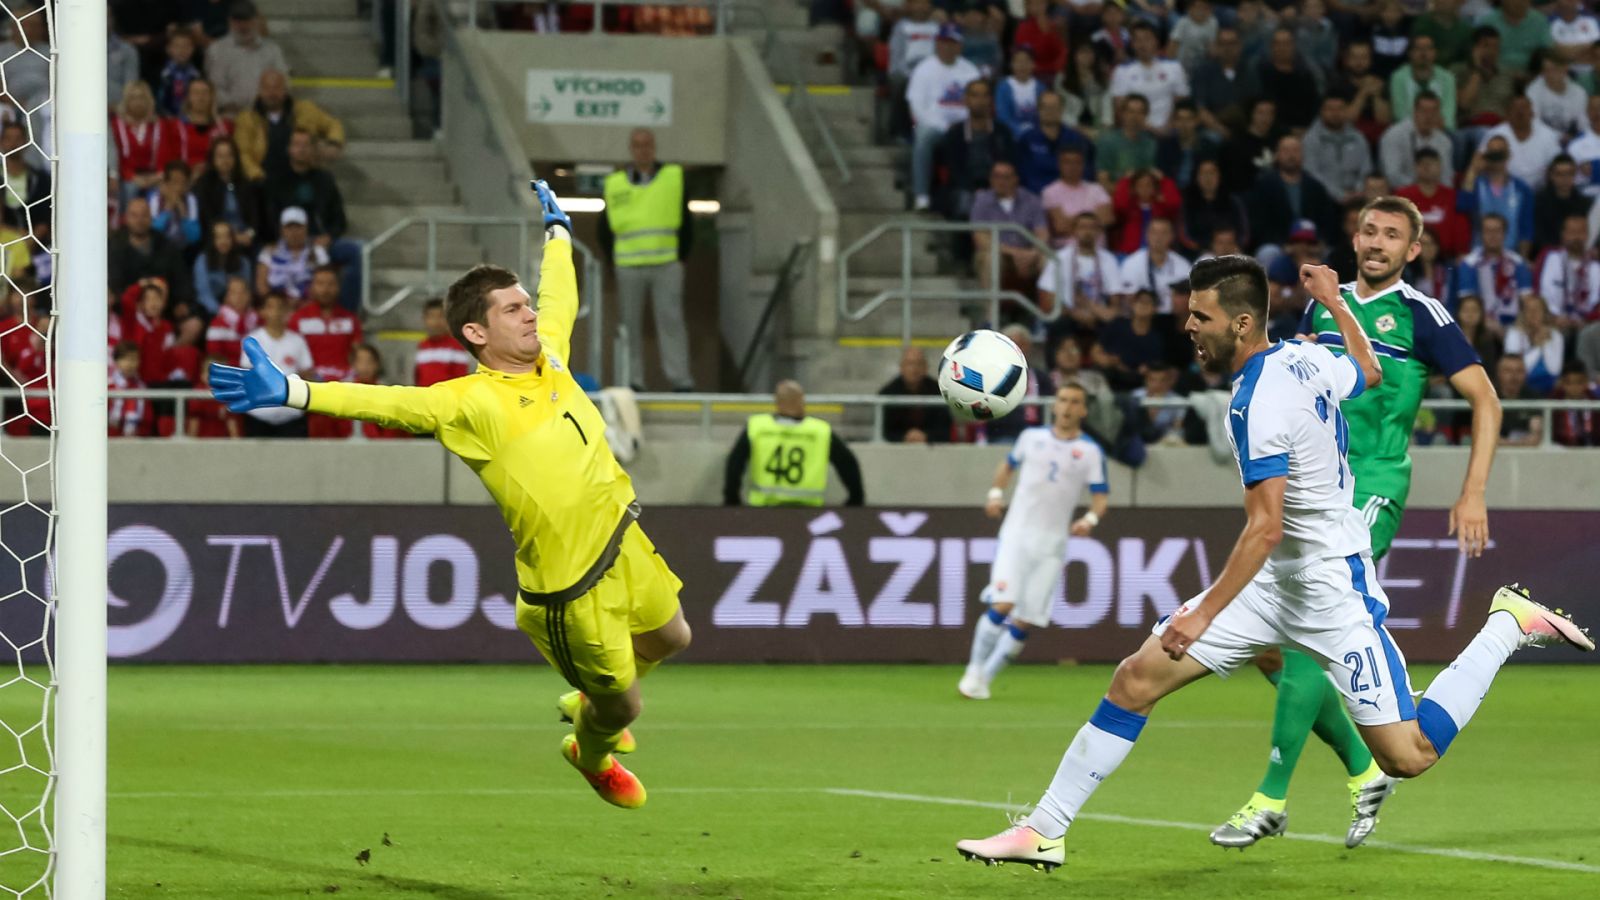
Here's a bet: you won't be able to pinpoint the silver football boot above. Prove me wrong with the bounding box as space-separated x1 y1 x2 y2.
1209 800 1288 849
1345 771 1399 848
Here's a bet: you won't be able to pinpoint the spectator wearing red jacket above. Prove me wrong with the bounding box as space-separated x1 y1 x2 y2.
414 297 471 386
287 265 361 383
122 283 175 386
1394 148 1470 259
187 355 241 439
111 81 177 203
1553 363 1600 447
3 293 48 436
173 78 233 171
1109 168 1183 255
205 276 259 363
1013 0 1067 83
108 341 147 438
164 316 205 386
0 284 28 370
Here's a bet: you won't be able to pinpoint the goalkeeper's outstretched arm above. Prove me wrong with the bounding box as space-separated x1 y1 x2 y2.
210 337 464 435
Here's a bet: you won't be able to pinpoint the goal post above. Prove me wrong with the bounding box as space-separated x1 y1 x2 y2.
53 0 108 896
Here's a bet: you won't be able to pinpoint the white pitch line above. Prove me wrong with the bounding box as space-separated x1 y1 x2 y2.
822 788 1600 875
161 719 1263 733
108 786 807 800
107 782 1600 875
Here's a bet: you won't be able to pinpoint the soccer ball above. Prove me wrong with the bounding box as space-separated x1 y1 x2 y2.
937 329 1029 421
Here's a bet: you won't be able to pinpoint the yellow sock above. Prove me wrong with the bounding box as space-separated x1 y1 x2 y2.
1348 759 1383 788
574 703 625 771
1249 791 1287 813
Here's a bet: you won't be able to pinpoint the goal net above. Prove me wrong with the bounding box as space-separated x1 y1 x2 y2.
0 0 107 895
0 0 55 893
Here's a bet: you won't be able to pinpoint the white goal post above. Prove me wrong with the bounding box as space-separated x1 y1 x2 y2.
53 0 108 897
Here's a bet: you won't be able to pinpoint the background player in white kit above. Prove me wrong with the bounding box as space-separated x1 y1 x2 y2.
959 383 1109 700
954 256 1592 872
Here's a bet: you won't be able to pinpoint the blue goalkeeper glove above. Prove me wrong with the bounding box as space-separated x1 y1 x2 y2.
209 337 305 413
531 179 572 235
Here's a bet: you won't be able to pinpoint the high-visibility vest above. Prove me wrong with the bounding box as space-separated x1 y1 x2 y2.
745 414 831 507
603 164 683 268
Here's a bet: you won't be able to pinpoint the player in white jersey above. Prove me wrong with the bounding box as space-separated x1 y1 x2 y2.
954 256 1593 872
959 384 1110 700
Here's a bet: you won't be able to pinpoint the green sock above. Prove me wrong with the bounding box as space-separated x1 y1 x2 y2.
1309 665 1375 779
1255 649 1326 800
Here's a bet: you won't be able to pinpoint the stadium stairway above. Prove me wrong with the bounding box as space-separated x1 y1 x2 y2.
732 2 974 394
259 0 483 384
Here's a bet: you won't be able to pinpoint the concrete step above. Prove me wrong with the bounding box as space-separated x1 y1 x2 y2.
841 144 906 167
778 85 875 115
836 295 974 339
334 158 458 205
346 202 464 235
787 86 877 118
258 0 359 19
368 234 484 268
290 84 407 120
339 172 458 206
339 112 416 141
284 37 383 79
827 172 908 212
343 139 444 160
271 18 369 37
259 0 360 17
766 56 846 88
796 114 873 149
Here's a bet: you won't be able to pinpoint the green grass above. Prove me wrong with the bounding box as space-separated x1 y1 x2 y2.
5 664 1600 898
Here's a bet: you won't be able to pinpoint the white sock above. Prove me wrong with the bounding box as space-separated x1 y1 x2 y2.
967 609 1007 673
1416 611 1522 756
981 626 1027 682
1026 699 1147 839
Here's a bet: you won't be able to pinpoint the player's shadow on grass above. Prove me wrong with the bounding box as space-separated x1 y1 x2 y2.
111 834 509 899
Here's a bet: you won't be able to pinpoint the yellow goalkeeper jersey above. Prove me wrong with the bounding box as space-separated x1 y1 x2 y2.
302 237 634 595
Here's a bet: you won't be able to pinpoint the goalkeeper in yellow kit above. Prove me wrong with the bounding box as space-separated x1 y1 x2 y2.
210 181 689 809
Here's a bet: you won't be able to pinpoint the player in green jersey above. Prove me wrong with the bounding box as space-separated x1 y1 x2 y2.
1210 196 1505 850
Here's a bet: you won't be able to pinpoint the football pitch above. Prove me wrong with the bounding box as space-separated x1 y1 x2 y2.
11 663 1600 897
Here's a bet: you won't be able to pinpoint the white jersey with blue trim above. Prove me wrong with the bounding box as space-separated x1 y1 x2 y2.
999 427 1109 550
1226 340 1372 575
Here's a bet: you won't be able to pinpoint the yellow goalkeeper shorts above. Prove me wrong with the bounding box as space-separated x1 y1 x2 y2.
514 522 682 696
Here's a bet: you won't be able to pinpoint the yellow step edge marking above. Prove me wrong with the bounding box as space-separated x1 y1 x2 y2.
291 76 395 89
375 330 427 342
837 336 948 348
640 402 845 414
773 84 854 96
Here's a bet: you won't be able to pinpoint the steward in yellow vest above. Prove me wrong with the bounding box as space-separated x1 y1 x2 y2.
723 380 866 507
597 128 696 391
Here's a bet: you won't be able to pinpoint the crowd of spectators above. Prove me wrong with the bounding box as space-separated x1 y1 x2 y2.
1 0 390 439
847 0 1600 450
485 2 717 35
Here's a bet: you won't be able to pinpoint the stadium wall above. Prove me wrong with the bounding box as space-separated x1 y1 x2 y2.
25 441 1598 508
464 30 730 165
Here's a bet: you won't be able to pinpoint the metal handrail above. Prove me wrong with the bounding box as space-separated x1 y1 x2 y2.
359 213 607 377
838 219 1066 342
98 389 1599 447
737 238 812 386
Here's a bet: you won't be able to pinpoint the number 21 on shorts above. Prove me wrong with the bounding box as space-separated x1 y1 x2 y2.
1343 647 1384 692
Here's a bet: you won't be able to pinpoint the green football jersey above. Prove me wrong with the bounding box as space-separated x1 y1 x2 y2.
1299 281 1480 502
